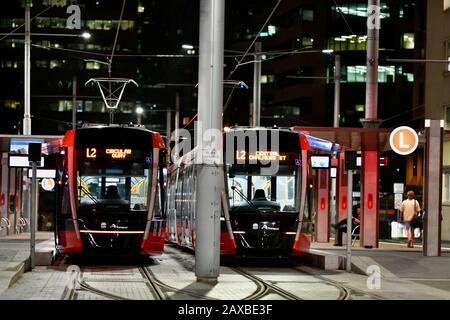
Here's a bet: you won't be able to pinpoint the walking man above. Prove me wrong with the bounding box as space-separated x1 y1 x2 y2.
400 190 421 248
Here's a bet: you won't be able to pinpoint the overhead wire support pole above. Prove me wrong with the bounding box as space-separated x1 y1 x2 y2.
252 42 261 127
331 54 341 229
361 0 381 128
23 0 32 135
334 55 341 128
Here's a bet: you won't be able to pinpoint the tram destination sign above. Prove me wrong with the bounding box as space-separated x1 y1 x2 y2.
235 150 288 162
78 147 151 162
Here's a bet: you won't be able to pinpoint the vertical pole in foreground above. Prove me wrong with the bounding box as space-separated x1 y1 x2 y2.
23 0 31 135
252 42 261 127
346 170 353 272
195 0 224 282
30 162 37 269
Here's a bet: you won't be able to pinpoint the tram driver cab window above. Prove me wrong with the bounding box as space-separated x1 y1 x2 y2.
105 185 121 200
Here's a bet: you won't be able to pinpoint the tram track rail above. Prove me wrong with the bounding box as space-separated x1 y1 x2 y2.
63 265 166 300
231 267 304 300
291 265 384 300
139 265 218 300
291 266 351 300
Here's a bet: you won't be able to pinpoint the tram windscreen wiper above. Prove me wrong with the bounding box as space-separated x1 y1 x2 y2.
230 186 262 214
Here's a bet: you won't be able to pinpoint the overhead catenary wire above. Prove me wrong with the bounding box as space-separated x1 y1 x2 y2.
226 0 282 80
109 0 127 69
0 5 54 42
183 0 284 129
31 42 308 60
332 0 356 36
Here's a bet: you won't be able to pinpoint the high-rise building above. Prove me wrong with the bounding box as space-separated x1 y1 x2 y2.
0 0 427 134
226 0 426 128
0 0 199 134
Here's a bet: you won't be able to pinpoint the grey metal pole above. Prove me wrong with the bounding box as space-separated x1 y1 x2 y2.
30 162 37 269
346 170 353 272
23 1 32 135
252 42 261 127
72 76 77 130
362 0 380 126
195 0 224 282
333 55 341 128
331 55 340 227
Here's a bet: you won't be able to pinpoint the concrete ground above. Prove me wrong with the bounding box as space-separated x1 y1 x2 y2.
0 233 450 300
310 240 450 295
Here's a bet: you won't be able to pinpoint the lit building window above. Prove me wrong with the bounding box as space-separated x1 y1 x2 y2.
328 35 367 52
337 65 396 83
260 25 278 37
138 5 145 13
58 100 72 112
294 37 314 48
268 25 276 35
332 3 390 19
261 75 274 84
50 60 61 69
86 61 101 70
355 105 364 112
445 0 450 11
3 100 20 109
402 33 415 49
85 20 134 31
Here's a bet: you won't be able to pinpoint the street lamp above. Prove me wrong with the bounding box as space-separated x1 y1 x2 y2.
81 31 91 39
136 106 144 125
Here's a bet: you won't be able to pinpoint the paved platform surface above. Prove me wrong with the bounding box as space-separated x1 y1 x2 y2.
1 234 450 300
0 232 54 296
310 240 450 292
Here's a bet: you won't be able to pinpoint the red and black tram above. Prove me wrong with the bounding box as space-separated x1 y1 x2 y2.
45 125 166 256
166 127 338 257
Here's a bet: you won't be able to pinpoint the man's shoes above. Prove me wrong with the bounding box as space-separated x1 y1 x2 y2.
331 223 337 229
334 243 342 246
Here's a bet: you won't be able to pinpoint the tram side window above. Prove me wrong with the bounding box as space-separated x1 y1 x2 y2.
153 168 166 219
167 171 176 213
175 169 183 220
191 165 197 220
